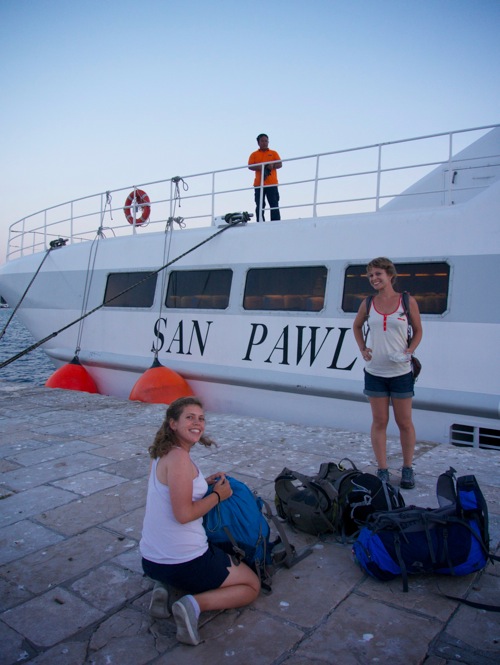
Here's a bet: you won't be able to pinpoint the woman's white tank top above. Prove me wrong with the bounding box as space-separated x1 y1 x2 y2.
140 457 208 564
365 295 411 378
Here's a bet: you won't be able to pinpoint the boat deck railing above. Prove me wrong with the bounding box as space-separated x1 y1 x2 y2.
6 124 500 261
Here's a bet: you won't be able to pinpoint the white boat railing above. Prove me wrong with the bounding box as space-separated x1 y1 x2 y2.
6 124 500 261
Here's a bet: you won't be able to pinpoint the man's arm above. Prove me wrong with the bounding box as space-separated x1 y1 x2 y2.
270 151 282 170
248 151 282 171
248 153 261 171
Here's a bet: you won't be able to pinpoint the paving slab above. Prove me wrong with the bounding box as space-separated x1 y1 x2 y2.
2 586 105 648
0 484 76 528
1 528 136 594
0 575 33 612
70 563 151 612
1 452 111 491
34 479 146 535
0 519 64 565
284 593 443 664
0 381 498 665
28 642 89 665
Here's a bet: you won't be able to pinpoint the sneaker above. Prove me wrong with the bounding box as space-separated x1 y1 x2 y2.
377 468 390 483
149 581 170 619
401 466 415 489
166 584 186 614
172 596 201 646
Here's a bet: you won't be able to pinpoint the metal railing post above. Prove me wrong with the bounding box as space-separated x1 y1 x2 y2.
258 164 265 222
169 179 174 219
376 144 382 211
313 155 320 217
447 131 453 206
20 218 26 258
132 187 137 234
211 172 216 225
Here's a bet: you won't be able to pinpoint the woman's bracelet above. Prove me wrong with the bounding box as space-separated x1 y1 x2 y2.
213 490 221 504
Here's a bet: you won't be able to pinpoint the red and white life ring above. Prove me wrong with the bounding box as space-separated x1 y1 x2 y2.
123 189 151 225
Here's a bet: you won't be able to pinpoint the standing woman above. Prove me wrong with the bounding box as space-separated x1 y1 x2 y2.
352 257 423 489
140 396 260 646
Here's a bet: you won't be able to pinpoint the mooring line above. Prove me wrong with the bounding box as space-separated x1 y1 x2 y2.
0 217 246 370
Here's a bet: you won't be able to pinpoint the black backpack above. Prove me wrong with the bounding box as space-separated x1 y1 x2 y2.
352 467 500 592
275 459 404 540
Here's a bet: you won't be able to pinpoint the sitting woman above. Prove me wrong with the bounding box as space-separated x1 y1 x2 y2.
140 396 260 646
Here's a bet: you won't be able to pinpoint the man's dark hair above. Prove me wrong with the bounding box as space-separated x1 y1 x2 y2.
256 133 268 142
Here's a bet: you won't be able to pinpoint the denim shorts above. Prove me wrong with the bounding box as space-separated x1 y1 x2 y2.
142 543 231 594
363 369 414 399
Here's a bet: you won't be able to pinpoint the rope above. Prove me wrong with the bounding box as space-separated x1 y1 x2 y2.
74 196 118 354
0 239 67 342
151 218 178 359
74 234 100 356
106 190 113 221
171 176 189 209
0 218 244 370
96 191 116 238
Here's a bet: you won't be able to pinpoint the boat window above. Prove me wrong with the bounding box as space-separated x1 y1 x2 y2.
104 272 157 308
244 266 327 311
166 269 232 309
342 262 450 314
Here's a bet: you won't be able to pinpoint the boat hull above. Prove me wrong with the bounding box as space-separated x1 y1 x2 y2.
1 126 499 447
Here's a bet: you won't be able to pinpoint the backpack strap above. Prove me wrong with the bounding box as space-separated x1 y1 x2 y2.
393 534 410 592
401 291 411 323
317 458 358 479
442 595 500 612
282 469 339 504
363 296 373 345
456 475 491 546
261 498 313 569
436 467 457 507
222 526 246 563
401 291 413 343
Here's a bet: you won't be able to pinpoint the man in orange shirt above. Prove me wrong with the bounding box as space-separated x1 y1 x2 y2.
248 134 282 221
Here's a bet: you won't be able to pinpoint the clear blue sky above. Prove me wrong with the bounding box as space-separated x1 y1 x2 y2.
1 0 499 261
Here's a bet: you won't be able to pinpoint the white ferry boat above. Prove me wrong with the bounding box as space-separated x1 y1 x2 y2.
0 125 499 448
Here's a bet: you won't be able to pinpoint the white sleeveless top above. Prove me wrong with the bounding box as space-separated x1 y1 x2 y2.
365 296 411 378
140 457 208 564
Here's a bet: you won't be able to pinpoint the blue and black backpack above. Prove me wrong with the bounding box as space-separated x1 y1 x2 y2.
204 476 310 592
352 467 499 592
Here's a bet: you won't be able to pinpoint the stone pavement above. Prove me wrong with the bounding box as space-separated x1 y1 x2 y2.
0 381 498 665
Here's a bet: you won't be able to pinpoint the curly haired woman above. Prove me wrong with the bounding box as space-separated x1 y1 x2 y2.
140 396 260 645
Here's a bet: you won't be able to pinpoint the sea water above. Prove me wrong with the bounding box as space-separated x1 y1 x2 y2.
0 308 56 385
